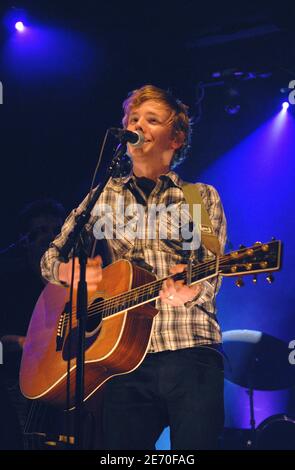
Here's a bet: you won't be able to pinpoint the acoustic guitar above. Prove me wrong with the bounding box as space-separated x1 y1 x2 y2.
20 240 282 409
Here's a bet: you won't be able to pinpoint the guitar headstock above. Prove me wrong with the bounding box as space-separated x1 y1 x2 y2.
220 240 282 279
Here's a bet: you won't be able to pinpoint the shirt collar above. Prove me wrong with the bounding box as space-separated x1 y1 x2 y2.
107 170 184 192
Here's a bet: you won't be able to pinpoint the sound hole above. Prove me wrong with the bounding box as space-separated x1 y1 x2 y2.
62 297 104 361
86 297 103 334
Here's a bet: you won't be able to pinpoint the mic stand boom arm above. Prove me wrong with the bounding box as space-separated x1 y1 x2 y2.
59 143 127 263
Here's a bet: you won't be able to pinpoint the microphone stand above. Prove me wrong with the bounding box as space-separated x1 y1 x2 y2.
59 142 128 450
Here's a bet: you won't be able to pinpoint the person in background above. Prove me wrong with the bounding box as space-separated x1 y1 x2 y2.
0 199 65 448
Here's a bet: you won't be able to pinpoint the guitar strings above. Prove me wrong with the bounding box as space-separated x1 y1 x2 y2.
85 244 270 316
62 244 272 322
68 256 222 320
85 245 275 319
84 260 251 319
69 256 270 321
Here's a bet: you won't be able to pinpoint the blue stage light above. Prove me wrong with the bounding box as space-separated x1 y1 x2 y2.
15 21 25 32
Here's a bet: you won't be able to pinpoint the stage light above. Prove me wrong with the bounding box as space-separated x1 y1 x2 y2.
282 101 289 110
15 21 25 32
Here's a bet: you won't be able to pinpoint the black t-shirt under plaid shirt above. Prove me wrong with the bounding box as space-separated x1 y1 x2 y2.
41 171 227 353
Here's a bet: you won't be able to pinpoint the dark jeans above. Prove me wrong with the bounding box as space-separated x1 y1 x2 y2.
102 347 224 450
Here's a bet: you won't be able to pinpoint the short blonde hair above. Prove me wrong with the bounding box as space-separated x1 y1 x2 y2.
122 84 191 168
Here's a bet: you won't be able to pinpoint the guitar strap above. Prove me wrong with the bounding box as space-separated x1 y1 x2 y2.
182 182 220 256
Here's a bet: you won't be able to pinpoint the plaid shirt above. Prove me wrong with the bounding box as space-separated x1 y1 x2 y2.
41 171 227 352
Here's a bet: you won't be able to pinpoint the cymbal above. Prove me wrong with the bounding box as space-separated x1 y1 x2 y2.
222 330 295 390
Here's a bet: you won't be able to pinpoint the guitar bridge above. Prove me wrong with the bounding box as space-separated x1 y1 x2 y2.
56 302 70 351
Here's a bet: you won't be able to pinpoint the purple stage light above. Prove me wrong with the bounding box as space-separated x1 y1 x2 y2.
282 101 289 110
15 21 25 32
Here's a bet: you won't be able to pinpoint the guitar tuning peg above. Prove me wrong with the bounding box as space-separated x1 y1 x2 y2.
252 275 258 284
235 277 245 288
266 274 274 284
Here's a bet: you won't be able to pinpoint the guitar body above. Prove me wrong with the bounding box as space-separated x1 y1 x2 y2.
20 259 158 409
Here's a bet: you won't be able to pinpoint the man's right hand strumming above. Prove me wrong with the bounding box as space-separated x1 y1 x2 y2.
58 255 103 292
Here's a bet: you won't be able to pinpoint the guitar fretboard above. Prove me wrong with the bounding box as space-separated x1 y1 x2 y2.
99 258 218 318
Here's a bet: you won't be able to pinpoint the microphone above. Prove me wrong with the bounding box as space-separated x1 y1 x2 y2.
109 128 145 148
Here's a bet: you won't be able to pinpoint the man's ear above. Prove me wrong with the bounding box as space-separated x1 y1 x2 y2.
171 131 185 150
